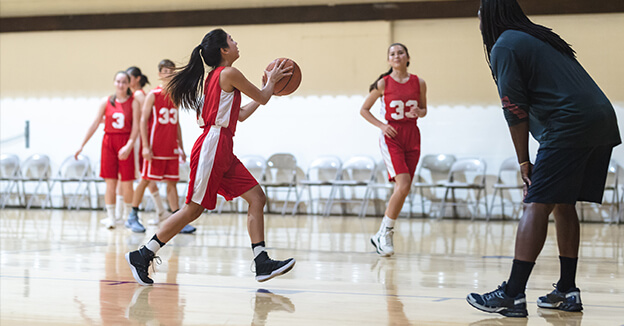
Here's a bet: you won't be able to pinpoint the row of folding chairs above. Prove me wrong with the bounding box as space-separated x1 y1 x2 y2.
0 153 193 210
290 155 491 219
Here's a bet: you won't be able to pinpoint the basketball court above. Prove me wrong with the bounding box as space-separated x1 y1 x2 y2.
1 209 622 325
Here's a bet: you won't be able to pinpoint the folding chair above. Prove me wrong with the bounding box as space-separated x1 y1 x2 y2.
54 155 93 210
324 156 376 216
262 153 298 215
292 156 341 215
488 157 524 220
1 154 23 208
20 154 54 209
409 154 456 217
361 160 395 217
438 158 489 219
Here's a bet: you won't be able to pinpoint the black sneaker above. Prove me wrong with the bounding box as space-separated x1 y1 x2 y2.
466 282 528 317
537 284 583 312
125 247 161 286
254 253 296 282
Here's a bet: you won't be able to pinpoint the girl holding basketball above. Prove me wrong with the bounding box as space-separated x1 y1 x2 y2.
126 28 296 285
75 71 140 229
360 43 427 257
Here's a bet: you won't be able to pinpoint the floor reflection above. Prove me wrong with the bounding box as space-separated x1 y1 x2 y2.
537 309 583 326
251 289 295 326
372 258 412 325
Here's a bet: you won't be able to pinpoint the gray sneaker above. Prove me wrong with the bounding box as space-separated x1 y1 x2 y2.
125 210 146 233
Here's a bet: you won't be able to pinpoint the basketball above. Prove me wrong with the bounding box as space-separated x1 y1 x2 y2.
263 58 302 96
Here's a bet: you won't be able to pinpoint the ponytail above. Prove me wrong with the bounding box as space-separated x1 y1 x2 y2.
167 28 229 114
126 66 150 88
167 45 205 113
369 67 392 92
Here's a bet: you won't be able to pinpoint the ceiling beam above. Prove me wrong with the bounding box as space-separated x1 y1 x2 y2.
1 0 622 33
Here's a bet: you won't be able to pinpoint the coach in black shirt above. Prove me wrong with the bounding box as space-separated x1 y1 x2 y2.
466 0 621 318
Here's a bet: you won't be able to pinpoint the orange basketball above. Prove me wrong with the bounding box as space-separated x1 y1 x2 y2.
263 58 302 96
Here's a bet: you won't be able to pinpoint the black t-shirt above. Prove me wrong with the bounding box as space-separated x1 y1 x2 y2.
491 29 620 148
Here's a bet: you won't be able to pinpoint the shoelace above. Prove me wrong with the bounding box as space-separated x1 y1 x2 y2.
483 285 505 301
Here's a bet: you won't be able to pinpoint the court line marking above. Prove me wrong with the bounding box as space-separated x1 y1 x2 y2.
2 274 624 310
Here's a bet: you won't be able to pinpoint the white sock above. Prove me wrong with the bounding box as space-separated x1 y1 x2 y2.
378 215 396 233
123 203 133 219
146 239 162 254
106 204 116 220
115 196 124 219
253 245 266 259
149 190 166 215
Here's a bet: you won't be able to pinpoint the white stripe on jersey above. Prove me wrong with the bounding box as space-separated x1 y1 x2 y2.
191 126 221 204
380 95 388 124
215 90 234 128
150 105 157 150
379 133 396 178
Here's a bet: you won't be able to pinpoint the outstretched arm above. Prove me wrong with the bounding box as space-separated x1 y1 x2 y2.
220 61 291 105
75 99 107 159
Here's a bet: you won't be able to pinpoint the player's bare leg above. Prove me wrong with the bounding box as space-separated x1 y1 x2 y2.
241 185 295 282
371 173 411 257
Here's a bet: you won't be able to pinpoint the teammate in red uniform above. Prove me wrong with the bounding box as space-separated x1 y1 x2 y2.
127 66 172 224
126 29 295 285
360 43 428 257
75 71 140 228
125 60 195 234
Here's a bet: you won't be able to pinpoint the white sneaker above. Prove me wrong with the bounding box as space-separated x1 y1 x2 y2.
100 218 116 229
370 229 394 257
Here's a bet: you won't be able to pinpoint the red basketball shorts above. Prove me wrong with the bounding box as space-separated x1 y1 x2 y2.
142 159 179 181
186 126 258 210
379 123 421 181
100 133 136 181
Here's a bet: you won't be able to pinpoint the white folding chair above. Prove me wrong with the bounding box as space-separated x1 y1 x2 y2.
54 155 93 210
438 158 489 220
488 157 524 220
580 159 620 223
1 154 23 208
409 154 456 217
292 156 341 215
324 156 376 216
262 153 298 215
20 154 54 209
360 160 395 217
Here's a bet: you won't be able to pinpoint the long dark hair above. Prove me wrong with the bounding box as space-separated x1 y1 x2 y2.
109 71 133 106
126 66 150 88
369 43 410 92
167 28 229 113
480 0 575 72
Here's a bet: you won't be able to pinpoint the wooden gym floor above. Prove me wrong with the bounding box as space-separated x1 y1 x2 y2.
1 208 623 325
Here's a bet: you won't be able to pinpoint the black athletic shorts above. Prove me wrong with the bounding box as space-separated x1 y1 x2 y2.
524 145 614 204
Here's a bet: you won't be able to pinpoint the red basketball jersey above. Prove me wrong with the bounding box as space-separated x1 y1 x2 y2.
148 86 179 160
196 67 241 135
104 95 134 134
380 74 421 123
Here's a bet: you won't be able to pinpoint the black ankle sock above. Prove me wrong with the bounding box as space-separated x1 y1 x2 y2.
139 246 155 258
254 251 269 263
132 207 139 212
252 241 266 249
556 256 578 292
151 234 166 247
506 259 535 297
